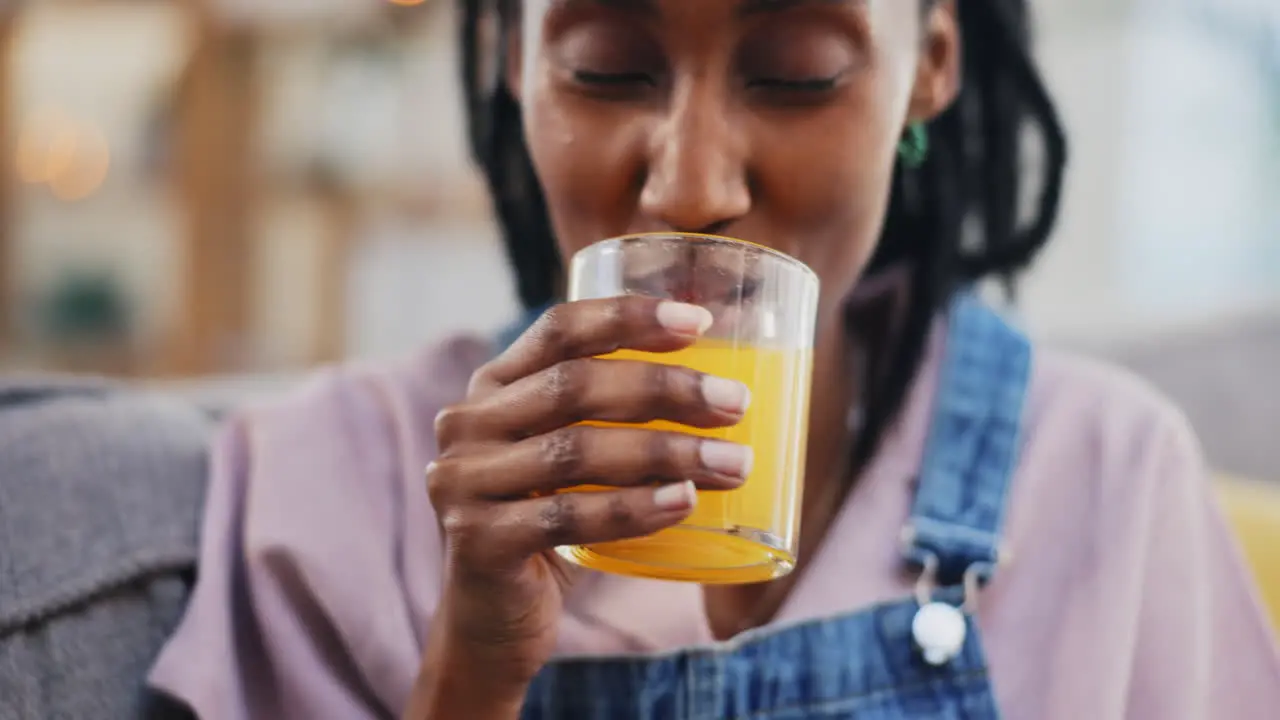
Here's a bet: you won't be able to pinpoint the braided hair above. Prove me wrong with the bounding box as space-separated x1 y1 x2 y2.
458 0 1068 472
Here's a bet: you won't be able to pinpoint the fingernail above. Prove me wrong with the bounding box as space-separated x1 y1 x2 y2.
701 376 751 415
656 302 713 336
653 480 697 511
699 441 754 478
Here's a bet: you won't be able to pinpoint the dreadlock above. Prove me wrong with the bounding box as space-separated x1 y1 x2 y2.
458 0 1067 473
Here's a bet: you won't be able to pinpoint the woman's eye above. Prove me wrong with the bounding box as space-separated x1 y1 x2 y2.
748 75 842 93
572 70 657 87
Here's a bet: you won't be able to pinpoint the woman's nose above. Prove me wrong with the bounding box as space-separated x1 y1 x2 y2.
638 83 751 235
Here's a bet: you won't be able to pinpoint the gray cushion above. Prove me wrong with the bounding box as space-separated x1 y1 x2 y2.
0 378 212 719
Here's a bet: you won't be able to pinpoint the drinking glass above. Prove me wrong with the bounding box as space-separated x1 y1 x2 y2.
557 233 820 584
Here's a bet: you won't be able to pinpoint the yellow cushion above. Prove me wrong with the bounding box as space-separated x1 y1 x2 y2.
1217 476 1280 635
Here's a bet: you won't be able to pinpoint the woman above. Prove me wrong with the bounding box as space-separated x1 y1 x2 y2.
149 0 1280 718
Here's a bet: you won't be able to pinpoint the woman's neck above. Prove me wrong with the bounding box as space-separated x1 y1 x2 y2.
701 268 913 641
700 313 861 640
801 266 913 543
799 311 864 537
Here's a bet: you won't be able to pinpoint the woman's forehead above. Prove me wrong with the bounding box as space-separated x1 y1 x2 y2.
542 0 866 10
516 0 908 45
528 0 884 20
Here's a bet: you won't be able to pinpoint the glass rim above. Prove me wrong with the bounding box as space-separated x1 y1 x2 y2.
592 232 820 286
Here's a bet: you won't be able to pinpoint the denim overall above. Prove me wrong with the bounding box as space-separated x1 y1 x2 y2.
502 292 1032 720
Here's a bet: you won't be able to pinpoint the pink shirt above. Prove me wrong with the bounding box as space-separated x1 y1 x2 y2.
148 327 1280 719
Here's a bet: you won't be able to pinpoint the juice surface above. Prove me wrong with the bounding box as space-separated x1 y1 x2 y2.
559 339 813 584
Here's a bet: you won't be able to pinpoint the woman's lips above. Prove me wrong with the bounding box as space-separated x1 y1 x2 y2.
622 242 763 306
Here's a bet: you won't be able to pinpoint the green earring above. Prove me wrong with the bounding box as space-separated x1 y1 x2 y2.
897 123 929 169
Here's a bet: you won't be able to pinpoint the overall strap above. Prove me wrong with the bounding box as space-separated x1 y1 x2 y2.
902 292 1032 590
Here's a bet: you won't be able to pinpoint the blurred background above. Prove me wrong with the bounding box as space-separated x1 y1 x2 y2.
0 0 1275 479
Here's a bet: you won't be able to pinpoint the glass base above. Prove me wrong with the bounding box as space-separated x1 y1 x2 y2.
556 524 795 584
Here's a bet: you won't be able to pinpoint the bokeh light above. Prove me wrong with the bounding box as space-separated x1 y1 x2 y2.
14 109 111 201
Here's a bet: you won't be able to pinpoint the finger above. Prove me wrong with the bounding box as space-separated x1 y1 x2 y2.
461 357 751 440
455 426 753 498
487 481 700 559
471 297 713 393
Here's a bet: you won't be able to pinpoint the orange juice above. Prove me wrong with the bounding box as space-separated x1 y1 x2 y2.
556 339 813 584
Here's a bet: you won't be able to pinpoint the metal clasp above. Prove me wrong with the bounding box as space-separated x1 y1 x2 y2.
912 552 984 615
901 523 1013 615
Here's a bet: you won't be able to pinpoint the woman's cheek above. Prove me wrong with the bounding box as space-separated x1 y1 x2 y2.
524 88 651 247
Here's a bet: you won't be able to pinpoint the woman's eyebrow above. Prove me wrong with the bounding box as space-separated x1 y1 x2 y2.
738 0 864 14
550 0 863 17
551 0 657 15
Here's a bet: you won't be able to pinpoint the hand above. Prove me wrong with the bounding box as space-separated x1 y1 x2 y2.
414 296 753 713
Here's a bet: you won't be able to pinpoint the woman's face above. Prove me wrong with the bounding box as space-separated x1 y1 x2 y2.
510 0 959 319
